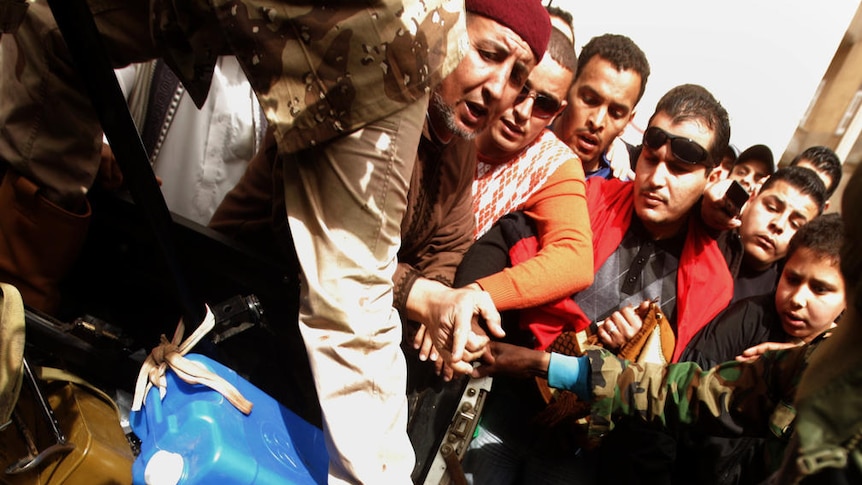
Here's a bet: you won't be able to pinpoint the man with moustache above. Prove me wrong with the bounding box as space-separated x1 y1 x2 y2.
418 25 591 368
567 83 733 484
457 84 732 483
392 0 551 371
211 1 552 479
502 84 733 359
553 34 650 180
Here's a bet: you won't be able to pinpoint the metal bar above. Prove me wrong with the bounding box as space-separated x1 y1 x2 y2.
45 0 205 327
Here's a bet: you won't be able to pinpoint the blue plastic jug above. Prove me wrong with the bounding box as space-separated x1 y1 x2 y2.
130 353 328 484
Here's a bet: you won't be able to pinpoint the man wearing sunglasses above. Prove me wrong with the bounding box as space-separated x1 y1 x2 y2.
472 26 586 237
447 83 732 482
569 83 733 484
456 26 593 345
553 34 650 181
448 27 596 482
480 84 732 359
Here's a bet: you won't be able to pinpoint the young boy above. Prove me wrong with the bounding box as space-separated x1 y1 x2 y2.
728 144 774 194
674 213 845 484
790 145 842 199
684 212 845 368
725 166 827 304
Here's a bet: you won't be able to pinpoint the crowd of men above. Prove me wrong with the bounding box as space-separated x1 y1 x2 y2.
0 0 856 483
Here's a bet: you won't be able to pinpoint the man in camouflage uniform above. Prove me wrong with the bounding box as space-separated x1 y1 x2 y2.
474 163 862 483
0 1 468 482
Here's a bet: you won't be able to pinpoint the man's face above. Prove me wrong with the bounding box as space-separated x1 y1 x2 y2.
432 14 536 140
775 247 845 343
634 112 713 240
729 159 772 194
553 56 641 171
739 179 821 270
476 54 571 160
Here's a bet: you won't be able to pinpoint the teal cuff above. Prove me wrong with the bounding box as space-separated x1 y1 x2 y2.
547 353 589 397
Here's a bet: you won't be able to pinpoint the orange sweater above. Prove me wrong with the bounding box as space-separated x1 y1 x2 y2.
474 134 593 311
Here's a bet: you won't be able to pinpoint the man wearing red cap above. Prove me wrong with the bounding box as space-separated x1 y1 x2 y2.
395 0 552 375
212 0 553 481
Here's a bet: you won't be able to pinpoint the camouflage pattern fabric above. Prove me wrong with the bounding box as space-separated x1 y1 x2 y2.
0 0 466 196
585 340 819 447
155 0 467 154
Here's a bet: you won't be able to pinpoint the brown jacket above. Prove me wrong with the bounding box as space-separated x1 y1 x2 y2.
394 125 477 315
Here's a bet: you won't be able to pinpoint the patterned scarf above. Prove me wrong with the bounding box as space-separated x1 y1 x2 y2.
472 129 573 238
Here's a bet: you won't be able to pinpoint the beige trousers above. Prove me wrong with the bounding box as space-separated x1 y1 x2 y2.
283 95 428 484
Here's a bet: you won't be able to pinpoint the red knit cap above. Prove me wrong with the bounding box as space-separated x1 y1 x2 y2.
465 0 551 62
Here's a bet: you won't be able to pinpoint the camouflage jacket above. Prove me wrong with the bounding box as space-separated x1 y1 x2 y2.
154 0 467 155
579 332 862 482
772 323 862 484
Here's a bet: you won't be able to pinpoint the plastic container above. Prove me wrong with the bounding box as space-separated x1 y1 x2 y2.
130 354 328 484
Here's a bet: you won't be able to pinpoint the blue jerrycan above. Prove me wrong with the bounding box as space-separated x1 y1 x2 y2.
130 354 328 484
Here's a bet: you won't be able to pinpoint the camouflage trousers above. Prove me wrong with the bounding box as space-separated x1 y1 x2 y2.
206 94 431 483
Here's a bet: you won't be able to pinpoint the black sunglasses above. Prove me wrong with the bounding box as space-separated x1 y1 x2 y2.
642 126 709 165
514 85 561 120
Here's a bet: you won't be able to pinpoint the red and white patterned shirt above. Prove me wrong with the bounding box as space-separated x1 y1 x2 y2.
473 129 575 238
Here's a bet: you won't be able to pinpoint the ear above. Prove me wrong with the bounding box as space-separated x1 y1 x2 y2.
707 166 726 184
548 100 569 127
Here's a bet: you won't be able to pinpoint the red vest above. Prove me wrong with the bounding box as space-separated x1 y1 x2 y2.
513 178 733 362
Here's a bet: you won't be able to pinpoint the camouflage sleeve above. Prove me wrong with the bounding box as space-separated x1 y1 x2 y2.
585 345 811 440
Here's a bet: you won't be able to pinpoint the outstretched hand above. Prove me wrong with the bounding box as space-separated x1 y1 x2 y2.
407 280 504 376
471 341 549 380
736 341 802 363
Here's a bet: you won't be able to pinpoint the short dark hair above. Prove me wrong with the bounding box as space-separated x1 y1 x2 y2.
649 84 730 167
760 166 827 216
545 4 573 29
576 34 650 103
790 146 842 198
545 28 578 75
786 212 843 266
545 4 574 45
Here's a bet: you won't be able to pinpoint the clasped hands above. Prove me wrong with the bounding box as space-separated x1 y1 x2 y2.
472 300 652 379
408 281 503 381
413 293 656 380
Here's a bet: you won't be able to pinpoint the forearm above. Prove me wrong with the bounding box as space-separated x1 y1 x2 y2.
477 230 592 310
477 166 593 310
